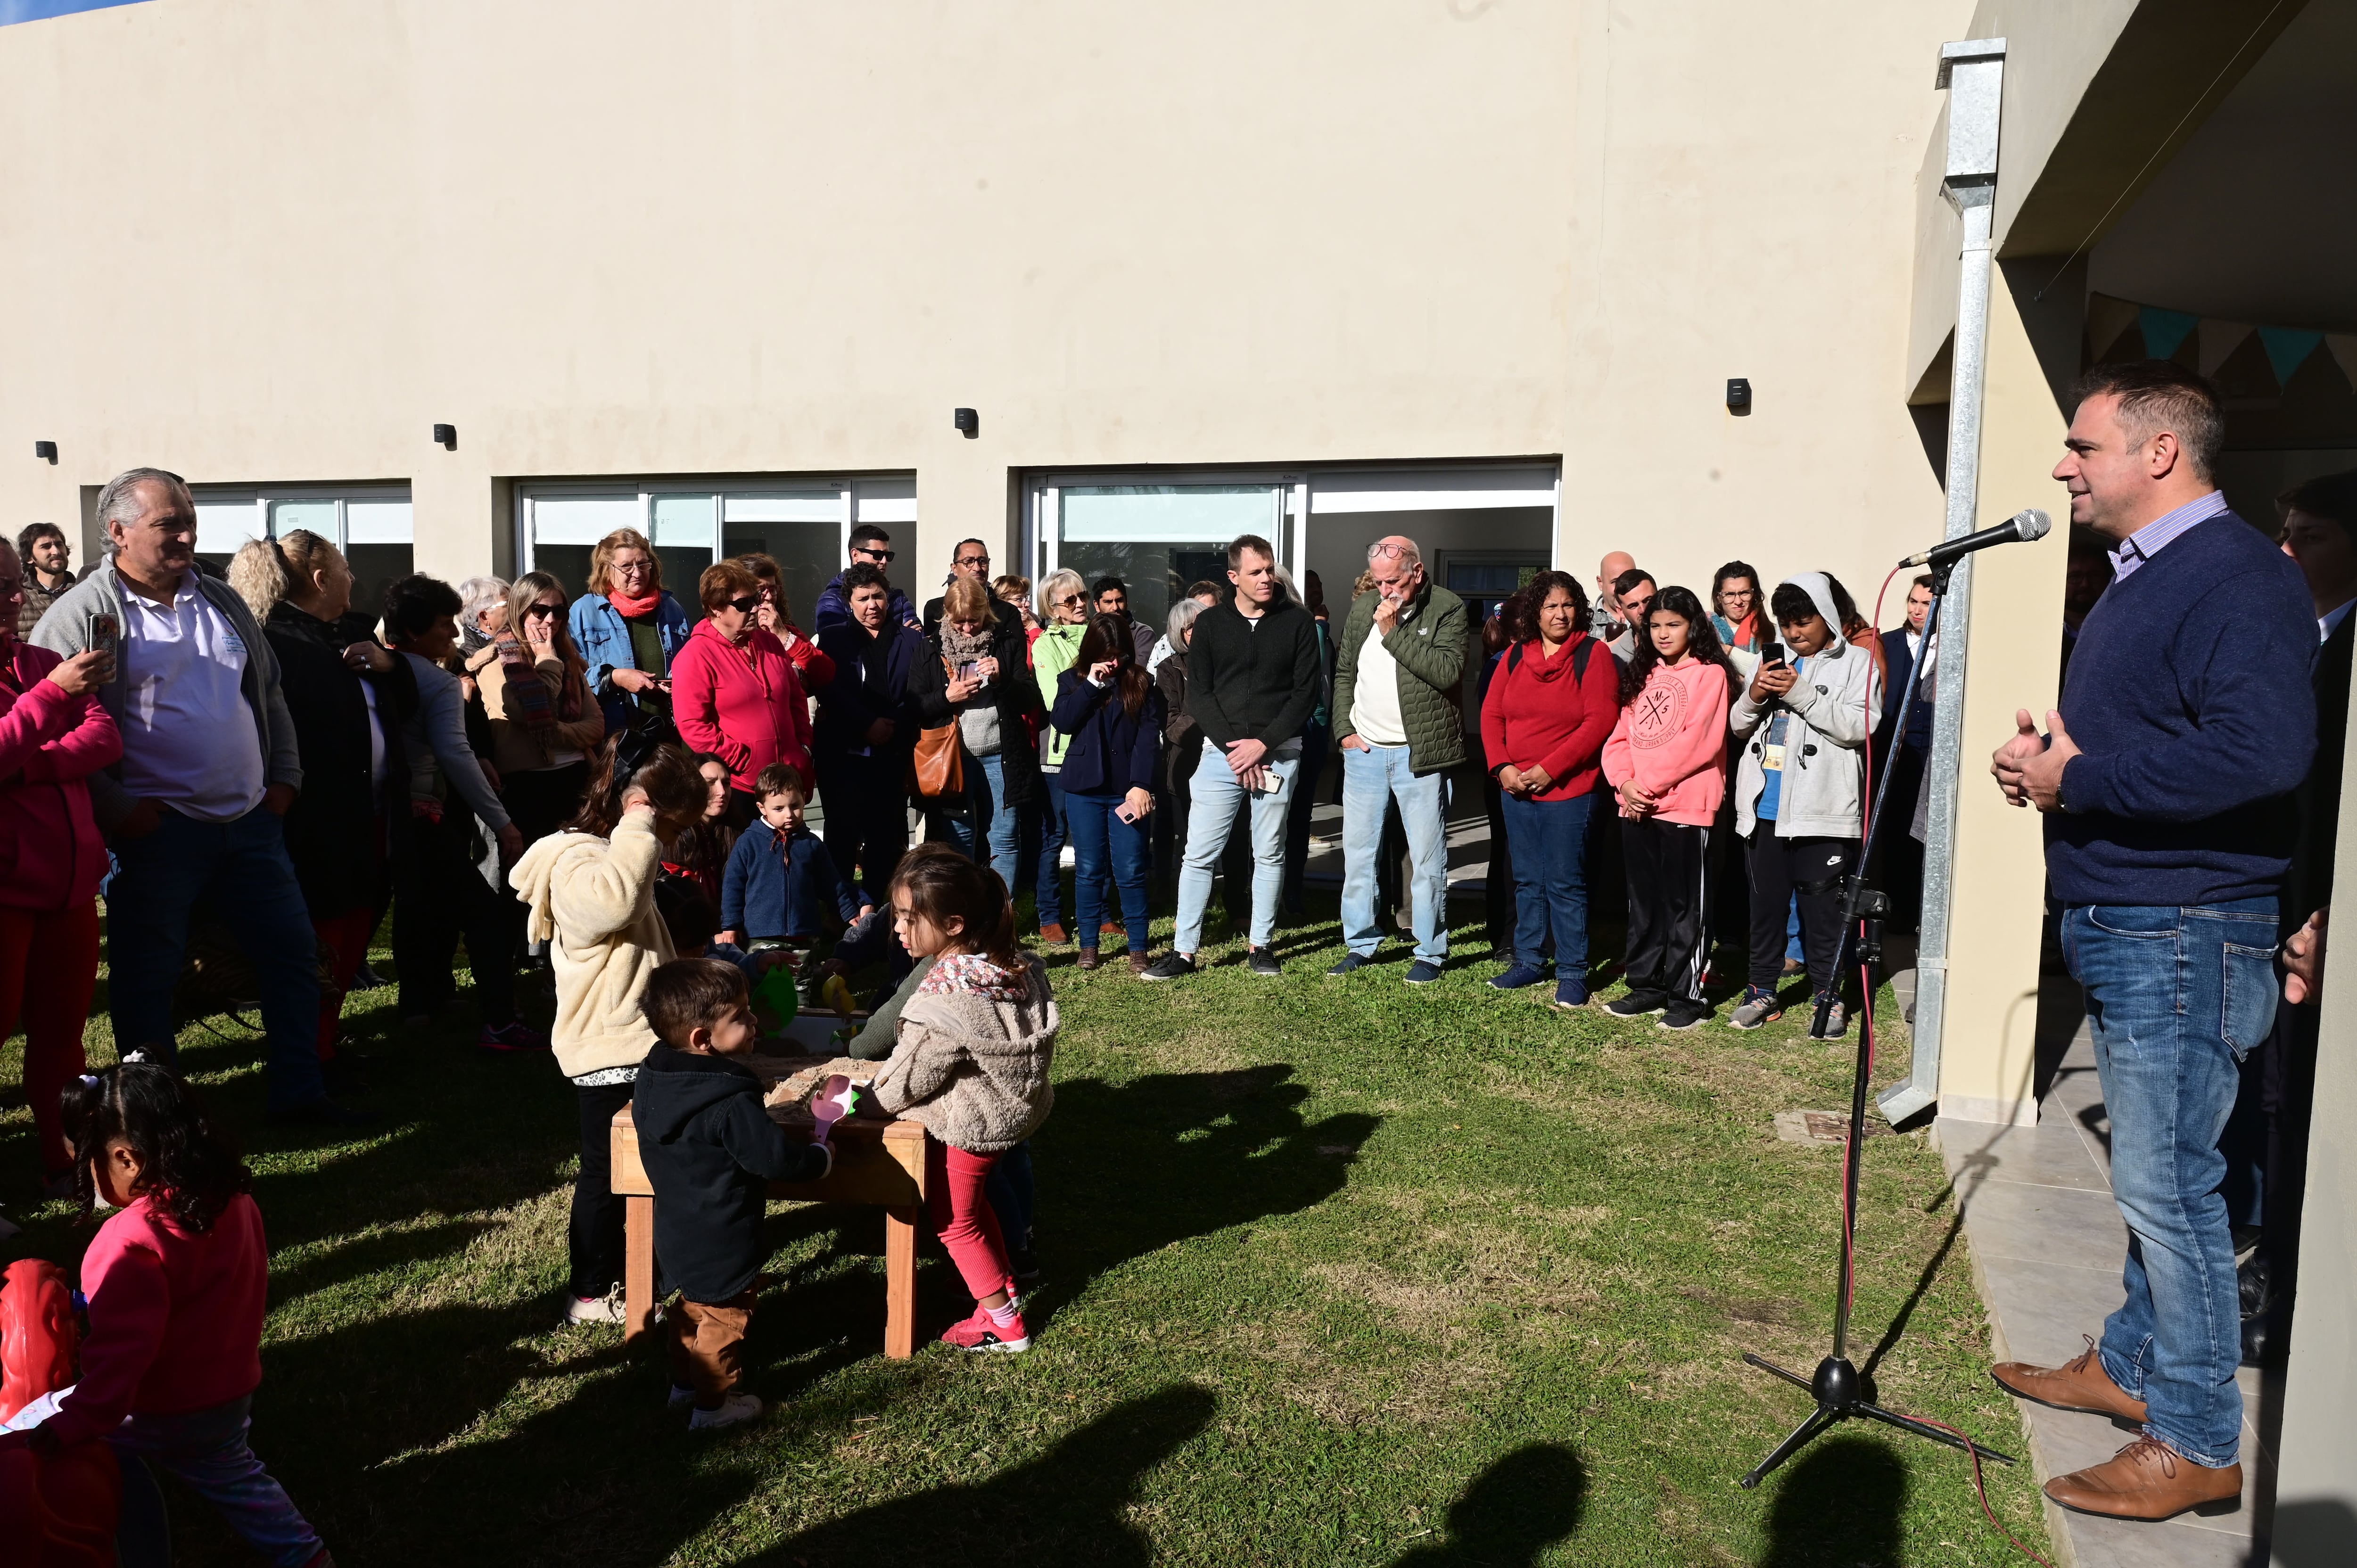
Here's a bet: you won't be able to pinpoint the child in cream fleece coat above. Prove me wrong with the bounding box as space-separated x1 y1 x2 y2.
510 740 711 1324
1600 586 1735 1030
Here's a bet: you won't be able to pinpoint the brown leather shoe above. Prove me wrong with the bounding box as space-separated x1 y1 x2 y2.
1129 952 1153 976
1077 948 1100 972
1038 922 1069 945
1992 1336 2148 1424
2045 1437 2242 1520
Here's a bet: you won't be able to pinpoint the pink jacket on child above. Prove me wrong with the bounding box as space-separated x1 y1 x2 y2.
1600 658 1731 827
41 1193 269 1447
0 639 122 911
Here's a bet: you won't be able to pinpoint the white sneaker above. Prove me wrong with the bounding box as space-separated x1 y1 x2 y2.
565 1287 626 1326
688 1391 764 1431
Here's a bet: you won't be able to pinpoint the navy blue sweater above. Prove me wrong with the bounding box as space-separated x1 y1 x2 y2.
2049 512 2316 906
722 822 861 939
1050 670 1165 795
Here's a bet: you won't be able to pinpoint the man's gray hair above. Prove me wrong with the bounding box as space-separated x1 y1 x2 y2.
1368 535 1422 568
1166 596 1205 647
94 468 193 536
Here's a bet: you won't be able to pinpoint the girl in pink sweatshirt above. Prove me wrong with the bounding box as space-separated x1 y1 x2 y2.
2 1064 332 1568
1600 586 1736 1029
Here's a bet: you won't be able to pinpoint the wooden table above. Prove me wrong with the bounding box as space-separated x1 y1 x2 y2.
608 1030 930 1358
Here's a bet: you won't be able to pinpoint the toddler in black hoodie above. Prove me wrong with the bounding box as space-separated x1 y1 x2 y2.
635 958 833 1430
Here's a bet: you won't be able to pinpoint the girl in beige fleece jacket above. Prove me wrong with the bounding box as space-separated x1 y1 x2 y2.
872 852 1057 1353
511 739 709 1325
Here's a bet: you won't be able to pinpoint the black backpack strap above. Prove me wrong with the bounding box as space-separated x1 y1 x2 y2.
1572 639 1594 681
1506 643 1525 675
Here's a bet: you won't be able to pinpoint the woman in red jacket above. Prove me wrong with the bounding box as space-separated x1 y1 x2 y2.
1479 569 1621 1011
0 539 122 1194
671 559 814 827
733 551 834 694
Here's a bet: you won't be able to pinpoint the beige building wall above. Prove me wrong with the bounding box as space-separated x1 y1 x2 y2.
2 0 1966 614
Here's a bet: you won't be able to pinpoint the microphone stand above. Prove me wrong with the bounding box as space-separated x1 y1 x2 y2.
1736 564 2015 1488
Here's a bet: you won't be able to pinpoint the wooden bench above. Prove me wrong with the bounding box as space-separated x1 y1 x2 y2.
608 1035 929 1358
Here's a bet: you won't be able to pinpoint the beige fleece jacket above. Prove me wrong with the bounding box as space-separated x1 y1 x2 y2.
509 811 676 1079
871 953 1057 1155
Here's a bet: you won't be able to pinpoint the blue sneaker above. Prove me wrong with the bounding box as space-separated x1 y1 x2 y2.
1404 961 1442 985
1490 963 1549 991
1551 977 1589 1010
1325 954 1375 977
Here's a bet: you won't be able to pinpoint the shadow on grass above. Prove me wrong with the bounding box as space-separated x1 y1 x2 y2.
1756 1436 1906 1567
1387 1442 1586 1566
746 1383 1216 1567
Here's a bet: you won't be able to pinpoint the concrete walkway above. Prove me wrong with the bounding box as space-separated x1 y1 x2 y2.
1936 1024 2281 1568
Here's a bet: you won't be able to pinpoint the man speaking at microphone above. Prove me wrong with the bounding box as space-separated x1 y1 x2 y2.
1988 361 2315 1521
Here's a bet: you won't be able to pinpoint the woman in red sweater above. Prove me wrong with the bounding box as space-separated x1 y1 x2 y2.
672 559 815 828
1600 585 1737 1031
0 539 122 1196
1480 570 1621 1010
5 1064 332 1568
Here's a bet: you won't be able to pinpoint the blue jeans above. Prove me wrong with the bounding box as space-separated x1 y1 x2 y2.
107 1395 323 1568
1500 791 1593 986
1067 790 1152 950
1174 746 1300 952
934 750 1021 891
1282 721 1329 914
1035 770 1071 927
986 1140 1035 1251
1340 744 1450 962
2061 898 2280 1467
107 805 328 1112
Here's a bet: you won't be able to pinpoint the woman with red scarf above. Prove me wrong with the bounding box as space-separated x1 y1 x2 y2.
1711 561 1766 675
0 537 119 1195
1480 569 1622 1011
569 528 691 739
671 559 815 827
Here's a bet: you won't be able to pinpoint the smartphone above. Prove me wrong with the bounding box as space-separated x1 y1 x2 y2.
1760 638 1786 668
87 612 119 669
957 659 990 687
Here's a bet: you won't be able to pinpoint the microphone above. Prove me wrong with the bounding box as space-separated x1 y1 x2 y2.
1898 508 2052 569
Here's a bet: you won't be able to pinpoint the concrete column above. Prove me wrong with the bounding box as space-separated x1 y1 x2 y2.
1932 267 2069 1126
408 450 501 584
913 426 1013 606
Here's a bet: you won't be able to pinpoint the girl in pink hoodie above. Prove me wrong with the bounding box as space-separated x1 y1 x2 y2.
1600 586 1736 1029
0 544 122 1194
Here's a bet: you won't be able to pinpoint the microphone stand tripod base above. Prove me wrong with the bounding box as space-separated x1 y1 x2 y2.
1735 1353 2014 1488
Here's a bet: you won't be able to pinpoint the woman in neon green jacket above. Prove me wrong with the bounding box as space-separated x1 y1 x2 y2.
1030 568 1091 942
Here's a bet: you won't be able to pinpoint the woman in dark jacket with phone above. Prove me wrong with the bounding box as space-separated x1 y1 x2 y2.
813 562 926 905
1050 615 1165 973
909 575 1044 891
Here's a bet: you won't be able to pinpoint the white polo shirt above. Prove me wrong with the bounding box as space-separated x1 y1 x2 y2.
116 570 268 821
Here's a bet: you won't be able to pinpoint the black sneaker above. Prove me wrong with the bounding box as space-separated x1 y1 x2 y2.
1247 946 1282 977
1140 953 1196 982
1603 992 1667 1018
1010 1246 1042 1284
1326 954 1373 977
1659 1001 1711 1031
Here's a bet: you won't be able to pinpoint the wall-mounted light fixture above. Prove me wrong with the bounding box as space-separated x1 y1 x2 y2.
952 408 979 439
1725 378 1752 415
432 423 457 450
33 440 58 463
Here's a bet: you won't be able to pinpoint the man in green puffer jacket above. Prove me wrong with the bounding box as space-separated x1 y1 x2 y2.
1328 536 1468 983
1029 570 1093 941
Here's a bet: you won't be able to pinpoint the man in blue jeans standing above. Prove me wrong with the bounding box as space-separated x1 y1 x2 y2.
1325 536 1468 985
1143 534 1323 980
1990 363 2313 1521
33 469 368 1126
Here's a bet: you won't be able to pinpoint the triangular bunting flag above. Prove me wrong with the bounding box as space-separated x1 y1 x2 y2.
2139 307 2198 359
2087 293 2142 361
2197 320 2253 377
2329 335 2357 391
2256 327 2325 386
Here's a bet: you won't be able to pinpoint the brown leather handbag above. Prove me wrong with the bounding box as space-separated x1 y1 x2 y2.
907 656 965 801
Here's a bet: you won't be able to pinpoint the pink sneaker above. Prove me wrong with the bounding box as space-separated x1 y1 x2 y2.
940 1305 1031 1354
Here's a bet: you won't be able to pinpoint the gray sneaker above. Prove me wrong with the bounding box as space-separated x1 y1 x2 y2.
1809 994 1848 1039
1727 987 1781 1030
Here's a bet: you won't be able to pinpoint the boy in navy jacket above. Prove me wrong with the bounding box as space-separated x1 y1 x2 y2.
717 763 864 952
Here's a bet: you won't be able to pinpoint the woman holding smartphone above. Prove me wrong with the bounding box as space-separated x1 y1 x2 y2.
1047 615 1165 973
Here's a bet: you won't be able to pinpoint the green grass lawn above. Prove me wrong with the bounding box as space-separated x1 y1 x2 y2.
0 897 2049 1567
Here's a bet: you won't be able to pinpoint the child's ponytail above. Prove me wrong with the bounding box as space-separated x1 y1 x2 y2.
64 1062 252 1234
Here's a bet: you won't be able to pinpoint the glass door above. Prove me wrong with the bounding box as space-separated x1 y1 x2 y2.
1041 481 1290 636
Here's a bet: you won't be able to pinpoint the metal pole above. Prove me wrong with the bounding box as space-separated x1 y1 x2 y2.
1879 38 2004 1127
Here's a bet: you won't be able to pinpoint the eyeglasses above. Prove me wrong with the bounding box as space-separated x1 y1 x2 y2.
855 547 896 563
726 595 760 615
957 555 991 569
1368 542 1415 560
612 559 653 576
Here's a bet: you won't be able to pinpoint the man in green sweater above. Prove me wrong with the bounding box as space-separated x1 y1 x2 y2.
1327 536 1467 984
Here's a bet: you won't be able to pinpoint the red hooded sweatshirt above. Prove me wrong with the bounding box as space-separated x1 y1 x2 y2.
0 639 123 911
671 622 815 793
1601 657 1730 827
1479 632 1621 801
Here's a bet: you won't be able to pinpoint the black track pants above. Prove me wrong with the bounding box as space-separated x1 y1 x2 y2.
1620 817 1711 1005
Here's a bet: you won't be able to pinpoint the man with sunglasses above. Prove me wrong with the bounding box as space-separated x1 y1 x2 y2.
814 524 917 637
922 537 1022 639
